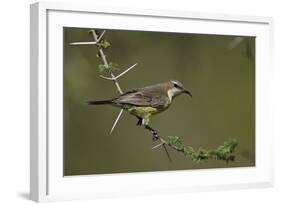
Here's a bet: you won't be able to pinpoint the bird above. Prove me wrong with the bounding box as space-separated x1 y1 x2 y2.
88 80 192 140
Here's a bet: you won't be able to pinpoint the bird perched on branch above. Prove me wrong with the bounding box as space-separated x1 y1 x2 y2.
88 80 192 140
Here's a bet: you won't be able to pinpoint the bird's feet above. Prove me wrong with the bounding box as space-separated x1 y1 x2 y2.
144 124 159 142
152 130 159 142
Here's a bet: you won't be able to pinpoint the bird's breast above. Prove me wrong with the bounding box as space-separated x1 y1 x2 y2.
127 106 158 119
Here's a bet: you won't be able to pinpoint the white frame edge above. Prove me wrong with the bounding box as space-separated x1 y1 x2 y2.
30 1 274 202
30 2 48 202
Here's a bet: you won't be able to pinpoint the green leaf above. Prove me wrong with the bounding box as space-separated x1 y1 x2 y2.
98 40 111 48
98 64 107 73
164 136 238 163
108 62 120 72
97 62 120 73
167 136 185 151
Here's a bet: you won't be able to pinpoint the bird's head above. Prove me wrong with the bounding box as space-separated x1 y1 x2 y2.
167 80 192 100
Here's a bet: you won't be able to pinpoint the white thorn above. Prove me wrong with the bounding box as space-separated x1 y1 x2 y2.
99 63 138 81
70 30 106 46
115 63 138 79
152 143 164 150
110 109 124 134
69 41 97 45
100 75 115 80
97 30 106 42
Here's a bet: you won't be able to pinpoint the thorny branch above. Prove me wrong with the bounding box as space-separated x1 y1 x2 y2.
88 30 124 94
70 29 238 163
71 29 138 134
152 136 238 163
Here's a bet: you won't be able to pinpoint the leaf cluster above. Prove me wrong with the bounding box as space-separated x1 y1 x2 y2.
98 62 120 73
166 136 238 163
97 40 111 49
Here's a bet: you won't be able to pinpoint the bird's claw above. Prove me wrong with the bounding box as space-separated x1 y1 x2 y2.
152 131 159 141
143 124 159 141
152 136 159 142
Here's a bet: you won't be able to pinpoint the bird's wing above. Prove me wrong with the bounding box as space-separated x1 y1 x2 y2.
149 95 169 109
115 90 168 109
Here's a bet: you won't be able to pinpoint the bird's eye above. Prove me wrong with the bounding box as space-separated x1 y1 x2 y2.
174 83 179 88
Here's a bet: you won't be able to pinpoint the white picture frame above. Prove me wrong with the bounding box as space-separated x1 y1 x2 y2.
30 2 274 202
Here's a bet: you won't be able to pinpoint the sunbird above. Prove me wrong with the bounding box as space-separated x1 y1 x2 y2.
88 80 192 131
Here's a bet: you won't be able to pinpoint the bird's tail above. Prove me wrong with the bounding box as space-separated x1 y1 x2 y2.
88 99 113 105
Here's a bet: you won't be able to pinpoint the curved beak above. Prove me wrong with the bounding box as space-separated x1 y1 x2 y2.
183 89 192 98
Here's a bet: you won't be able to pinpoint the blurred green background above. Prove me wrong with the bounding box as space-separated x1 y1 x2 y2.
63 27 255 176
